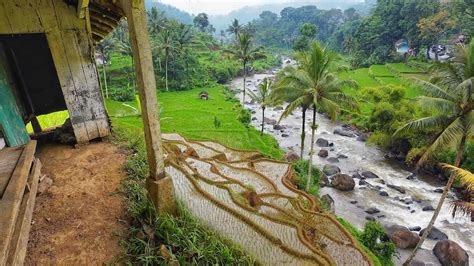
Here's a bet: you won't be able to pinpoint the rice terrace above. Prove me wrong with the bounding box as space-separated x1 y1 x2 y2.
0 0 472 265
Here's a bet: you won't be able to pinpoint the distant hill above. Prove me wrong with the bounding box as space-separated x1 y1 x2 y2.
145 0 194 24
209 0 371 32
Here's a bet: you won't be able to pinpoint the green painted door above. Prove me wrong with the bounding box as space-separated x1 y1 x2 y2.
0 48 29 147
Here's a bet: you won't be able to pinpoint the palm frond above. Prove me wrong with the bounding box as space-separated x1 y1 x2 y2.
279 95 308 122
419 117 465 164
441 164 474 190
394 115 454 137
414 78 456 101
416 96 458 114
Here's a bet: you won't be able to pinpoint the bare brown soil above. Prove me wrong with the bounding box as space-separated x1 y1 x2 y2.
26 141 128 265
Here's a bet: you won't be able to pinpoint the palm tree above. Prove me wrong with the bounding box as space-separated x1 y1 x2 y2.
226 18 242 36
276 42 358 191
147 7 166 35
248 78 273 135
272 68 313 159
397 40 474 266
224 32 266 104
152 30 179 91
96 36 113 99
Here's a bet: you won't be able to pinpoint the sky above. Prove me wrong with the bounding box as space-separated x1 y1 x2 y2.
157 0 307 15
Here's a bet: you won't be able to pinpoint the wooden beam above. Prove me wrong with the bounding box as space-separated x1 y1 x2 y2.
120 0 176 215
77 0 90 18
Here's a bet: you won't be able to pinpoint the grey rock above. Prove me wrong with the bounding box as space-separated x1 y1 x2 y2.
434 188 444 193
284 151 300 162
273 124 285 130
387 184 406 194
264 118 277 125
352 172 362 179
321 194 335 213
359 180 368 186
337 154 348 159
357 133 369 142
334 128 356 137
361 171 379 179
420 227 448 241
323 164 340 176
366 216 376 221
410 226 422 231
316 138 329 147
365 207 380 214
379 191 389 197
327 157 340 163
350 200 358 204
423 205 435 211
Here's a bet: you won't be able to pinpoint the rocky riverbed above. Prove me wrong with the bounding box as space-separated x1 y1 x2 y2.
229 62 472 265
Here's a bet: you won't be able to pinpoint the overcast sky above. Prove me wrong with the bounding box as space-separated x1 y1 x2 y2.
156 0 310 15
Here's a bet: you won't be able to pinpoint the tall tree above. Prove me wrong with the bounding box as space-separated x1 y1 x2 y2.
417 11 455 60
96 36 114 99
248 78 273 135
276 42 358 190
152 30 179 91
224 32 266 104
193 13 209 32
272 68 313 159
397 40 474 265
226 18 243 36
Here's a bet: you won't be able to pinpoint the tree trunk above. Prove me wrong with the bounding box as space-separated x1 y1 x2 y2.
242 62 246 105
403 134 467 266
102 63 108 99
165 54 169 92
306 106 317 192
261 106 265 135
300 107 307 159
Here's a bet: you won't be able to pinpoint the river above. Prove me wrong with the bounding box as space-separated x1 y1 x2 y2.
229 62 473 265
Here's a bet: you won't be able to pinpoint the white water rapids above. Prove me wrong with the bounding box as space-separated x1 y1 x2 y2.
229 62 473 265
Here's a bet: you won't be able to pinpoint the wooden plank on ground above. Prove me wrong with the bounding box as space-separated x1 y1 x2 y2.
0 140 36 265
0 147 23 198
6 158 41 265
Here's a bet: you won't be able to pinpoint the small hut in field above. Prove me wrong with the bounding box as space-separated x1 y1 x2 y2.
0 1 173 264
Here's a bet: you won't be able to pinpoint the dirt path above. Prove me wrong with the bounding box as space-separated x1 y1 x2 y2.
26 141 128 265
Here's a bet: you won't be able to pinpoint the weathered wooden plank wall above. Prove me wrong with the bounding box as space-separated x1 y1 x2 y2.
0 0 110 143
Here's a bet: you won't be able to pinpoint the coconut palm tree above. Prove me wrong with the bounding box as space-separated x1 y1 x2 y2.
224 32 266 104
226 18 243 36
152 30 179 91
397 40 474 266
272 68 312 159
248 78 273 135
276 42 358 191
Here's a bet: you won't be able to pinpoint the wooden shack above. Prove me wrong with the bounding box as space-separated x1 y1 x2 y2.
0 1 174 264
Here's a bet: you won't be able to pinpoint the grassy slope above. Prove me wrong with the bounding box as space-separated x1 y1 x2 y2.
112 85 283 159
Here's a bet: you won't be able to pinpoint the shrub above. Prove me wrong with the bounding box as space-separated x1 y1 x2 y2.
292 160 320 196
237 109 251 127
359 221 397 266
367 131 392 149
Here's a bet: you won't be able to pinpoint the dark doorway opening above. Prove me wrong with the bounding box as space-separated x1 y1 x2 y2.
0 33 66 121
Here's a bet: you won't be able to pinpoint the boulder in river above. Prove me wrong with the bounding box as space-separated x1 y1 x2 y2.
433 240 469 266
365 216 376 221
316 138 329 147
422 205 435 211
357 133 369 142
251 117 257 121
352 172 362 179
359 180 368 186
282 134 289 137
321 194 335 213
385 224 420 249
410 249 441 266
337 154 348 159
327 157 340 163
323 164 340 176
379 191 389 197
333 128 356 137
433 188 444 193
319 173 329 187
420 227 448 241
361 171 379 179
387 184 406 194
365 207 380 214
318 149 329 158
410 226 422 231
264 118 277 125
284 151 300 162
331 174 355 191
273 124 285 130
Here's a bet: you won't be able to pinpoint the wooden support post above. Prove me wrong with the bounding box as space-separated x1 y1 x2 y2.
120 0 176 215
30 117 42 134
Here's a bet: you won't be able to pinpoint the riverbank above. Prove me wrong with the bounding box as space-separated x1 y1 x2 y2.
230 69 473 264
